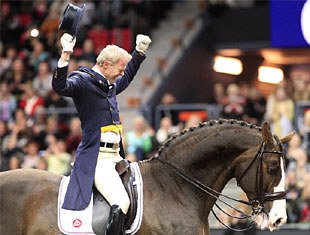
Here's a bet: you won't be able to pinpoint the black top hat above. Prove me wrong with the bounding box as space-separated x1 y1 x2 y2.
59 3 85 37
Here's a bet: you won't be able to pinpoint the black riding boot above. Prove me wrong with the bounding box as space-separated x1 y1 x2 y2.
105 205 126 235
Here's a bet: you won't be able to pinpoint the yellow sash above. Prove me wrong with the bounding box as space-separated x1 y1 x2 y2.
101 124 122 134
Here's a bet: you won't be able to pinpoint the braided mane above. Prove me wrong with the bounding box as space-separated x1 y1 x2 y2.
156 119 261 156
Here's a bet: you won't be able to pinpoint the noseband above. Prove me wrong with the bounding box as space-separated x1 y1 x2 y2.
156 135 286 231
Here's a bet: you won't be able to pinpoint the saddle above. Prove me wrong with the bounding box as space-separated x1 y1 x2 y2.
92 160 138 235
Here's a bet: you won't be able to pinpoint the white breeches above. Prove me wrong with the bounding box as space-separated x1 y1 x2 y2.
94 150 130 214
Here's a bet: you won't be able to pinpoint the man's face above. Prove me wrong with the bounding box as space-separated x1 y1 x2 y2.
104 58 128 83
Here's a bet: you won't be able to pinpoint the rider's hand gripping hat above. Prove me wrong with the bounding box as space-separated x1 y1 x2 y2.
59 3 85 37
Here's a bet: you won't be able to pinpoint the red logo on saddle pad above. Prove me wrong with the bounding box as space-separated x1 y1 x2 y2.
72 219 82 228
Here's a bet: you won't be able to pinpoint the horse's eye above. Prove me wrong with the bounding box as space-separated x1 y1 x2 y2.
268 165 279 175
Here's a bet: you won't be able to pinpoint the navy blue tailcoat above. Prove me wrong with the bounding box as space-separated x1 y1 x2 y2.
52 51 145 210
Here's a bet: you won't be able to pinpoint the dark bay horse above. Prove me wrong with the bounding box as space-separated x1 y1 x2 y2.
0 119 294 235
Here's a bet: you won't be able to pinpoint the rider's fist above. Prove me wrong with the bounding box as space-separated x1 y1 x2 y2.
60 33 76 53
135 34 151 54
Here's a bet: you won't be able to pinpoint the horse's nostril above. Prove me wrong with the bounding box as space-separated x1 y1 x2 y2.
274 218 282 226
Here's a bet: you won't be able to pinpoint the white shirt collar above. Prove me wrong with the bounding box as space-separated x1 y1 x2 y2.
92 65 110 84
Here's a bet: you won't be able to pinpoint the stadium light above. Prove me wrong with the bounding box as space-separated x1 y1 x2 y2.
258 66 283 84
213 56 243 75
30 28 39 38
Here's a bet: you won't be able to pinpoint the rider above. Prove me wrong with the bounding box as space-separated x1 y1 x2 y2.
52 33 151 235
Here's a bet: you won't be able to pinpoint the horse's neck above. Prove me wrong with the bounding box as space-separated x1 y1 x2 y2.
152 135 248 193
138 123 262 234
140 156 231 224
139 126 259 213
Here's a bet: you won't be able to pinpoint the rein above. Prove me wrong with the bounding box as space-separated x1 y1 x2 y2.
156 156 254 231
156 156 251 206
155 136 286 232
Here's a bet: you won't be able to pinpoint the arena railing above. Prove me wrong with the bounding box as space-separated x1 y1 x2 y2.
154 103 222 130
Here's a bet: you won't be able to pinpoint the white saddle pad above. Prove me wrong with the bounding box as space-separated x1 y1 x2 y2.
58 176 95 235
57 162 143 235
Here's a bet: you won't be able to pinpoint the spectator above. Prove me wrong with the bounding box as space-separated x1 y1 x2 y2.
44 135 71 175
78 1 96 29
242 86 266 125
32 60 53 97
0 1 24 47
44 89 69 125
30 115 47 151
0 46 17 77
1 123 28 171
94 0 122 29
1 58 33 100
300 174 310 223
0 120 10 161
21 140 41 169
222 83 246 120
8 154 23 170
0 82 17 122
289 150 310 190
300 110 310 159
37 156 48 170
44 115 64 140
65 116 82 156
124 115 154 161
78 39 97 64
184 113 202 129
287 134 307 164
40 5 61 50
292 78 310 102
6 109 32 151
269 85 295 138
28 39 49 72
210 82 226 105
286 170 303 223
19 85 45 119
0 119 9 145
264 83 278 123
156 116 178 144
159 92 180 127
31 0 48 24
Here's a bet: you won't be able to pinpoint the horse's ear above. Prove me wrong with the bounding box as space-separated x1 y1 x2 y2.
280 131 295 144
262 122 273 144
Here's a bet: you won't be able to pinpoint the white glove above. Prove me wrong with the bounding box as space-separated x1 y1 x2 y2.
60 33 76 52
135 34 151 54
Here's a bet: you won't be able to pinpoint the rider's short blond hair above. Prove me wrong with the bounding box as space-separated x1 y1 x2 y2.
96 45 132 65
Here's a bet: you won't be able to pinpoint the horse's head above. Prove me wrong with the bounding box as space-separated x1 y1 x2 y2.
234 122 294 231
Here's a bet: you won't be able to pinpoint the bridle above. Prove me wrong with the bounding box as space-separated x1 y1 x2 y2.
155 135 286 231
235 135 286 214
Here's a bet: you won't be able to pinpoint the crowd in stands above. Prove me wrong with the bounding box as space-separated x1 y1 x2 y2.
0 0 310 225
0 0 174 171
